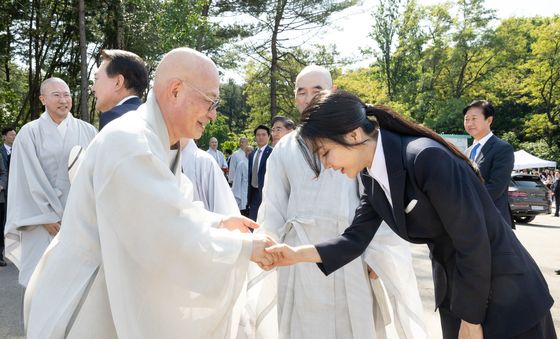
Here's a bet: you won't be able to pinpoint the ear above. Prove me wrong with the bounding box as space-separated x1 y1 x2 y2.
169 79 182 100
39 95 46 106
486 116 493 126
114 74 125 91
346 127 362 143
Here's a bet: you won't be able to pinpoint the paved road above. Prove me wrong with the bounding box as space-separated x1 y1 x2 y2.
413 211 560 338
1 212 559 338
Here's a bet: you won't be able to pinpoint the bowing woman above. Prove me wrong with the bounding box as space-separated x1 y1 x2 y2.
266 91 556 339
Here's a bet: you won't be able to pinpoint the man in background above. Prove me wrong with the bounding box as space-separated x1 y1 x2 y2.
4 77 97 287
0 126 15 266
93 49 148 130
464 100 515 228
207 136 228 174
247 125 272 221
228 137 248 185
270 116 294 147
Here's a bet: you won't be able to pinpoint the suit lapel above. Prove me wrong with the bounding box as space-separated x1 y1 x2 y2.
258 145 271 173
475 134 495 163
380 130 408 235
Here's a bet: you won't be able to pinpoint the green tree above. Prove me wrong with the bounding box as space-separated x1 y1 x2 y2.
244 45 342 129
226 0 356 119
521 17 560 150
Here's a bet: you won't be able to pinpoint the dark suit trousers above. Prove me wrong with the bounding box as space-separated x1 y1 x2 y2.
440 307 557 339
0 202 5 256
248 186 261 221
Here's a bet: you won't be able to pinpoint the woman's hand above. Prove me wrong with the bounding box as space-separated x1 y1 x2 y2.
261 244 321 270
458 320 483 339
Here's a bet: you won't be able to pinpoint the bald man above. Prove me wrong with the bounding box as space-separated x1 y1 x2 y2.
4 77 97 287
207 136 228 173
255 65 427 338
24 48 276 339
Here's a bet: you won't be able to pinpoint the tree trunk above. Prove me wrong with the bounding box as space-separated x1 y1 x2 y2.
269 0 286 120
78 0 89 122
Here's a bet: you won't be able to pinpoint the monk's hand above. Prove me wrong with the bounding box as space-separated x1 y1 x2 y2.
458 320 483 339
251 234 277 268
367 265 379 280
220 216 259 233
42 222 61 236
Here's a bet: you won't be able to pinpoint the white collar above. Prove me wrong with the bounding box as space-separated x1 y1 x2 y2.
473 131 493 148
257 144 268 152
116 95 138 107
45 111 70 138
367 130 392 205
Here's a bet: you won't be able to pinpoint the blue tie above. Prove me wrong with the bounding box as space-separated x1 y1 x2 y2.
470 143 481 160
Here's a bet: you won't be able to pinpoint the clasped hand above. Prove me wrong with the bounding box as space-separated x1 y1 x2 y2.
217 216 317 270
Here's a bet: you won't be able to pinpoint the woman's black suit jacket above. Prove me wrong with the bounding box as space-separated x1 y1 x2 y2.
315 130 553 338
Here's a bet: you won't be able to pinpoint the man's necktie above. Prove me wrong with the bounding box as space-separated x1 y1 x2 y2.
251 149 262 188
470 143 481 160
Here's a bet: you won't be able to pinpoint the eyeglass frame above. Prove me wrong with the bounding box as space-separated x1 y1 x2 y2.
177 78 220 112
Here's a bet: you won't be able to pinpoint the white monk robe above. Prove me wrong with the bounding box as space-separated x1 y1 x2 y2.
228 148 245 184
4 112 96 286
255 131 427 339
181 139 240 215
232 157 248 211
24 92 253 339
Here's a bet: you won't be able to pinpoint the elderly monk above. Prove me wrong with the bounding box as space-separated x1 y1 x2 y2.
4 77 97 287
24 48 275 339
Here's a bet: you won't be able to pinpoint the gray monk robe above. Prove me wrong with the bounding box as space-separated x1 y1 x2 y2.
4 112 96 286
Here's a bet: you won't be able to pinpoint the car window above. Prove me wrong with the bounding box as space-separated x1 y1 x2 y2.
512 178 545 188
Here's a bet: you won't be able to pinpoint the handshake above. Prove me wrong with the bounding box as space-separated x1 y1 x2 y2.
219 215 313 270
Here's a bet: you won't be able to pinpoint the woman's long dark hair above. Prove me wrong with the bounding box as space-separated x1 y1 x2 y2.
298 91 480 178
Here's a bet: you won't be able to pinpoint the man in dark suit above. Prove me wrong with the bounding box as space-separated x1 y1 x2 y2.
247 125 272 221
0 127 15 266
464 100 515 228
92 49 149 130
552 170 560 217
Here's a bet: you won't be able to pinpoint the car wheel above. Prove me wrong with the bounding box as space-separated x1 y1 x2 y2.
514 216 536 223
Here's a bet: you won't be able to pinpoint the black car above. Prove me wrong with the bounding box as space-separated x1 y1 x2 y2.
508 173 551 223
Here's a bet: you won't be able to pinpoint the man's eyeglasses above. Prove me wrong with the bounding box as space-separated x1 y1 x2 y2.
179 79 220 112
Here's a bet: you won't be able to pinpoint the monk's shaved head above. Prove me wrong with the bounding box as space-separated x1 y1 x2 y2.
294 65 334 114
153 47 220 144
295 65 332 90
154 48 218 93
40 77 69 95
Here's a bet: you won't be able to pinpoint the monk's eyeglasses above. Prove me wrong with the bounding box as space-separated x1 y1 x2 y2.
179 79 220 112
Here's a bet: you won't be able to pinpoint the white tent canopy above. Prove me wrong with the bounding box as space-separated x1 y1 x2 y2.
513 150 557 170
